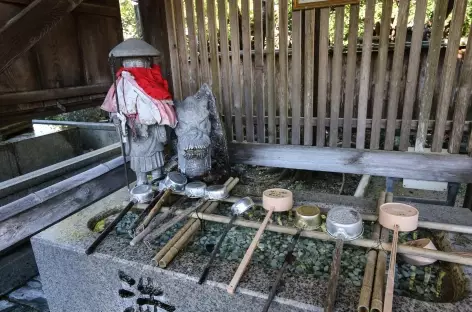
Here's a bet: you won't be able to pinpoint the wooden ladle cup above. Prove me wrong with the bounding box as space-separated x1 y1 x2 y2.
227 188 293 294
379 203 419 312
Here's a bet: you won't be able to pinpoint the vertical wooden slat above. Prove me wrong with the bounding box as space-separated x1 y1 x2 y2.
399 0 427 151
449 27 472 154
229 0 243 141
342 4 359 149
278 0 289 144
217 0 233 140
432 0 467 152
414 0 448 152
266 0 276 144
166 0 182 100
185 0 199 93
329 6 345 148
207 0 222 109
303 9 316 146
317 8 329 147
356 0 375 149
173 0 191 97
384 0 409 150
370 0 392 150
254 0 265 143
241 0 254 142
196 0 210 84
291 10 302 145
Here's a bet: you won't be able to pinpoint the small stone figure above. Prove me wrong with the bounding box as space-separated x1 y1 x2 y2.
174 84 230 182
102 39 177 186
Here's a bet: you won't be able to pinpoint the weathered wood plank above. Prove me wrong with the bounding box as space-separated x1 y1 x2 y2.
329 6 345 148
0 158 132 254
216 0 232 140
303 9 316 146
278 0 289 144
254 0 265 143
229 142 472 183
415 0 448 152
77 14 121 84
185 0 200 93
317 8 330 147
0 84 109 105
398 0 427 151
449 27 472 154
164 0 182 99
291 10 302 145
208 0 222 112
432 0 467 152
266 0 276 143
241 0 254 142
173 0 191 97
384 0 409 150
342 4 359 148
0 0 84 75
229 0 243 141
356 0 375 149
196 0 210 85
370 0 392 150
35 15 81 88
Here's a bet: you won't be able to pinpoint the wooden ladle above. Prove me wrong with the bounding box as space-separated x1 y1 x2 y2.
379 203 419 312
227 188 293 294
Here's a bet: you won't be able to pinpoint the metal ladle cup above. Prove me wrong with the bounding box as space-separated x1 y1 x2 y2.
197 197 255 285
325 207 363 312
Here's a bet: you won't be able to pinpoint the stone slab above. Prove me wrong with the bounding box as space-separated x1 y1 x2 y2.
32 187 472 312
0 243 38 296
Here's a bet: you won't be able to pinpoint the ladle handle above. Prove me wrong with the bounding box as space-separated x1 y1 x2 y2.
384 225 399 312
85 199 135 255
325 237 344 312
198 214 238 284
227 207 275 294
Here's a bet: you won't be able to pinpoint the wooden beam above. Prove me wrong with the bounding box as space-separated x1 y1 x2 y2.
0 0 119 17
0 84 108 105
229 143 472 183
0 157 132 254
0 0 84 75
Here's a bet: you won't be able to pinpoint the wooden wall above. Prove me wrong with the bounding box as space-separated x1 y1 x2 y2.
0 0 123 125
156 0 472 154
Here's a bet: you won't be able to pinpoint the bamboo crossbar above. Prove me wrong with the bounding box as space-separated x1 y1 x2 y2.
160 210 472 267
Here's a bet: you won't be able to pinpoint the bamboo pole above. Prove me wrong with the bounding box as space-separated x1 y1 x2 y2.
129 196 189 246
210 196 472 235
371 192 393 312
358 192 386 312
140 189 172 228
153 177 239 266
175 211 472 266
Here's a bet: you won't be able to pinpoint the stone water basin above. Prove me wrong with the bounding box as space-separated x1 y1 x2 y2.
32 187 472 312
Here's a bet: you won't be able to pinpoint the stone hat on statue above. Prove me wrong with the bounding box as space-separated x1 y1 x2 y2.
109 38 160 58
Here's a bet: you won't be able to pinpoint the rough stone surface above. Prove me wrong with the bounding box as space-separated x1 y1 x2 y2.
32 187 472 312
8 278 49 312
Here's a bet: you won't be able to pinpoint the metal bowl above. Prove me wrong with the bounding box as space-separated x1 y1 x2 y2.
295 206 321 230
130 184 153 204
231 197 255 215
326 207 363 241
205 185 229 201
185 181 207 198
163 172 187 192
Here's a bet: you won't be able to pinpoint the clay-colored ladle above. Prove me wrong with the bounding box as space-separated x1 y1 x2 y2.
227 188 293 294
379 203 419 312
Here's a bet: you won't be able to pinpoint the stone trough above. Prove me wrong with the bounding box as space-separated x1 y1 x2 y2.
31 184 472 312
